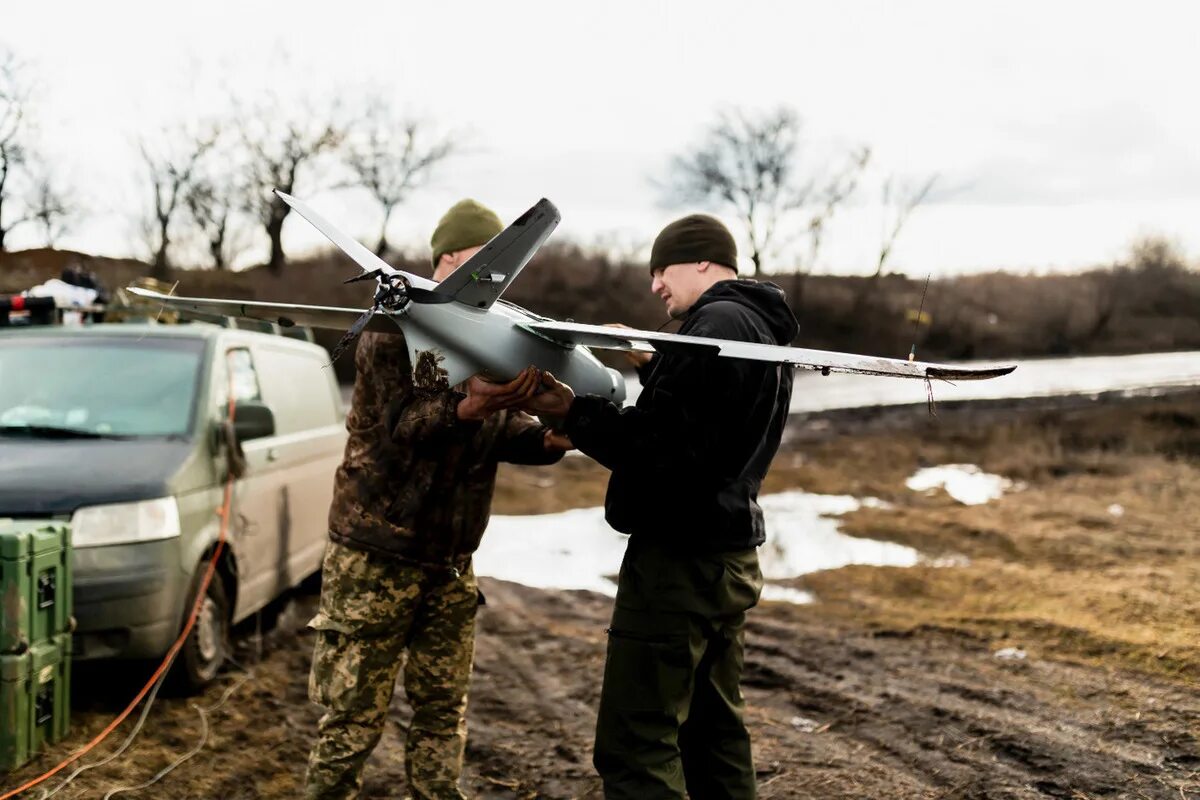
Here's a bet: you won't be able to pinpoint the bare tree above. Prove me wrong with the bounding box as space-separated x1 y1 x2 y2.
140 127 216 278
343 105 455 255
873 173 938 278
26 168 73 247
239 100 345 274
666 106 870 276
183 136 250 271
0 48 32 253
185 173 243 270
797 147 872 272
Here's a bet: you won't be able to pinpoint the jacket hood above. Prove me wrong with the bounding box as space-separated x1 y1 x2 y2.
689 280 799 344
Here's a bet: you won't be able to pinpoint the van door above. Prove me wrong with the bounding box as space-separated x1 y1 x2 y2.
251 342 344 595
216 345 286 620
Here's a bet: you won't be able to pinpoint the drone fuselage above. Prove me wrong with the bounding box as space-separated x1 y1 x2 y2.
398 295 626 402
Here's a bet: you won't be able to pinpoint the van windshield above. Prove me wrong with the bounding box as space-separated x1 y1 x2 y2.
0 336 205 438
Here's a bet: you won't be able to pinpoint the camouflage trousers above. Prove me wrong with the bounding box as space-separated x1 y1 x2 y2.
304 540 479 800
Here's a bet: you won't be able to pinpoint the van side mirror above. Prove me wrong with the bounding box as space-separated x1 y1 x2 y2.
232 402 275 442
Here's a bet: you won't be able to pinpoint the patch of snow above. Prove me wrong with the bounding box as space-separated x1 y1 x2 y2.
1107 503 1125 517
756 493 916 578
475 490 920 604
993 647 1027 661
789 716 822 732
906 464 1015 505
475 506 628 596
761 585 815 605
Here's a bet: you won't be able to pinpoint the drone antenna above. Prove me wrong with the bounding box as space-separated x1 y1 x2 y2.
907 273 931 362
136 280 181 342
906 273 938 416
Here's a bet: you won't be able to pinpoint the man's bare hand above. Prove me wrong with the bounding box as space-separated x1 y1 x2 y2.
604 323 654 368
520 370 576 419
456 367 540 421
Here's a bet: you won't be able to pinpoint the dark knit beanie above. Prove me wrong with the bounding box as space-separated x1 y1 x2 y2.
430 199 503 266
649 214 738 273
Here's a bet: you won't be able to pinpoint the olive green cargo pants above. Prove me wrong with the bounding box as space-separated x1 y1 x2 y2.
594 538 764 800
304 541 478 800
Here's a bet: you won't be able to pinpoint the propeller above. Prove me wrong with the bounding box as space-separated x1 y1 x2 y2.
329 305 379 364
329 270 454 364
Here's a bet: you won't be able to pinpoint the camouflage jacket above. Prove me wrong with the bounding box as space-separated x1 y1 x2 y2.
328 331 561 567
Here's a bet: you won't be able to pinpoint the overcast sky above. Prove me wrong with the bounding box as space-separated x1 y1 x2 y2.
3 1 1198 276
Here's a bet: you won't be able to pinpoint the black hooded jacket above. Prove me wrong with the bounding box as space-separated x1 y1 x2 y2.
564 280 799 551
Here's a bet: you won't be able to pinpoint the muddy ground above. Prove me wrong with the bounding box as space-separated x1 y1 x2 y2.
7 390 1199 799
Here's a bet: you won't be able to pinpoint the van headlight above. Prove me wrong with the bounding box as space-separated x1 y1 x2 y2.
71 497 182 547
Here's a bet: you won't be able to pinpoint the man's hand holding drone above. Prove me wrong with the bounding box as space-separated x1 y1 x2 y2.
456 367 574 452
456 367 541 422
520 370 576 419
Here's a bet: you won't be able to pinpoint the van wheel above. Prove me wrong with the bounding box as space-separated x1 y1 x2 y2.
170 566 231 693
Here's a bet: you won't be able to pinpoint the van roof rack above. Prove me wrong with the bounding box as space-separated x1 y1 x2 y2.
1 278 315 343
0 294 105 327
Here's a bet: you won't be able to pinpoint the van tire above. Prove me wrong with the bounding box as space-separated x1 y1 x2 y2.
170 564 231 693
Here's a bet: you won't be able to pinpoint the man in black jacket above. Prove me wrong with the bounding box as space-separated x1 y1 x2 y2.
521 214 799 799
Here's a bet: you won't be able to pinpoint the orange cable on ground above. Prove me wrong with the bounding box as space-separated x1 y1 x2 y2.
0 380 241 800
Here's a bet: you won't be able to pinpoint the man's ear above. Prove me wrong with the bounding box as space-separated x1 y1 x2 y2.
697 260 711 273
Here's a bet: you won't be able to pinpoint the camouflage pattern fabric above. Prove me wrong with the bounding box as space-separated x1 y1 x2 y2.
328 331 561 566
305 541 478 800
593 538 764 800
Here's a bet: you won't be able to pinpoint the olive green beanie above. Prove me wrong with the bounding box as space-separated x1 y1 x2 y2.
649 214 738 273
430 199 503 266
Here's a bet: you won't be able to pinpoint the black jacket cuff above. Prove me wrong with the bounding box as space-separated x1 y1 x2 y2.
564 394 607 441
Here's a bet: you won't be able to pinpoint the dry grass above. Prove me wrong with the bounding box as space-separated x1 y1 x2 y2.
785 395 1200 682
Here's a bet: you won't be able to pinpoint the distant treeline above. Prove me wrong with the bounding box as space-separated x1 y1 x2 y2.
2 236 1197 383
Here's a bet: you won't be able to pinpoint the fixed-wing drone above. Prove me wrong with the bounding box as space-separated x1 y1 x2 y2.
129 193 1015 402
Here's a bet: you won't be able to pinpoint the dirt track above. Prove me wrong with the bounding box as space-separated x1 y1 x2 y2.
6 392 1199 799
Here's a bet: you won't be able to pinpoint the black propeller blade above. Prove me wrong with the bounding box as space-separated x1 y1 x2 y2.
329 305 378 364
343 269 384 285
329 272 454 364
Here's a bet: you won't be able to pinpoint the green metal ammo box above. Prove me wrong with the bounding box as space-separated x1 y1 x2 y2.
0 633 71 771
0 520 72 654
0 647 31 770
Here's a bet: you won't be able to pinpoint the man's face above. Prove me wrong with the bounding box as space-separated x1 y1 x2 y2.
651 262 704 318
433 245 484 282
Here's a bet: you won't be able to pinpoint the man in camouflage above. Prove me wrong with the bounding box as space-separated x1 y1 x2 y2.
305 199 570 800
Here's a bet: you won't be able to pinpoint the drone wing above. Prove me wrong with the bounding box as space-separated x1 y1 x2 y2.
125 287 405 334
523 320 1016 381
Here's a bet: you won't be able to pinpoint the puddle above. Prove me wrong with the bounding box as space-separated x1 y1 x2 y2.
475 490 921 603
906 464 1017 505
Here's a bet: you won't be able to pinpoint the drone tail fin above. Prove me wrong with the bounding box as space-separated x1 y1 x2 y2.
434 198 560 310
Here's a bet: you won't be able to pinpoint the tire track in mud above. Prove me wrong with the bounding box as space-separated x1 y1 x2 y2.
459 583 1198 799
464 579 610 799
13 582 1196 799
738 608 1199 799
